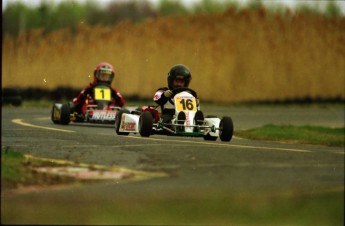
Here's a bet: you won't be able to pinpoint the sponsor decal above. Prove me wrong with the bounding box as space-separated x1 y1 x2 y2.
185 112 190 126
120 114 136 131
123 122 136 131
175 96 193 99
153 91 163 101
90 110 116 120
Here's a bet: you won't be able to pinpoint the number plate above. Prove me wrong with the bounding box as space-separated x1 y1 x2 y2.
94 88 111 101
175 97 197 112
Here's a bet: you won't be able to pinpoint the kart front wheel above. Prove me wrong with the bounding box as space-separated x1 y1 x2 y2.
115 109 130 135
139 112 153 137
219 116 233 142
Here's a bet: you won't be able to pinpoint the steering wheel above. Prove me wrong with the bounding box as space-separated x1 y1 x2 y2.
171 87 198 98
93 82 111 88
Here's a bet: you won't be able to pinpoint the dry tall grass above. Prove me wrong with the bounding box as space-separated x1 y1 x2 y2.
2 8 345 103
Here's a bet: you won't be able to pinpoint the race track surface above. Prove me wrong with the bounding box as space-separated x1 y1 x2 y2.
1 106 344 225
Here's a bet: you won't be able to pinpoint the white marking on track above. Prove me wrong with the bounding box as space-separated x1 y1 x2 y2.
124 135 313 153
36 117 51 120
12 119 75 133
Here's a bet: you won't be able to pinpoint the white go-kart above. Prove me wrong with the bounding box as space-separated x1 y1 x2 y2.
115 87 234 142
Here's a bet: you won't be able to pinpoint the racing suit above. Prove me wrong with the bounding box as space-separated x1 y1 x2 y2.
72 83 125 113
153 87 175 122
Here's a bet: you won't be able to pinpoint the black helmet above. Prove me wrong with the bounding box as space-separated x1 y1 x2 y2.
167 64 192 89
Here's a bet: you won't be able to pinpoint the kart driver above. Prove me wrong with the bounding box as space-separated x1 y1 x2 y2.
71 62 125 114
153 64 200 123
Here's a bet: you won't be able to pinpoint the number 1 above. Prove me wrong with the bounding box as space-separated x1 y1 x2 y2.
100 89 104 99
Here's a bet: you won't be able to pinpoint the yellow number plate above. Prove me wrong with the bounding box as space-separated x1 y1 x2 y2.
94 88 111 101
175 97 197 112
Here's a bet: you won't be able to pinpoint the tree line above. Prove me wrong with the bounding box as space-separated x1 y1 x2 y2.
3 0 343 37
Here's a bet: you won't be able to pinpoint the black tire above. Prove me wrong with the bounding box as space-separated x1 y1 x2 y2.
219 116 234 142
115 109 130 135
139 112 153 137
204 133 218 141
60 104 71 125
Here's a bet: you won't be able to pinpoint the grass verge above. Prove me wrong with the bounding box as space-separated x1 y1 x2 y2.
1 147 76 191
1 147 159 193
235 124 345 147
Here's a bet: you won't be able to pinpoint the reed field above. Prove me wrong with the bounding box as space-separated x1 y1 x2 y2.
2 8 345 103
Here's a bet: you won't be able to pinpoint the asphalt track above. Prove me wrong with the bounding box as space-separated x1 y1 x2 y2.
1 105 344 225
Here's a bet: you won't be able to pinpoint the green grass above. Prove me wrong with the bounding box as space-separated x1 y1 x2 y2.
235 124 345 146
1 148 26 182
1 147 75 190
3 187 343 225
21 100 57 108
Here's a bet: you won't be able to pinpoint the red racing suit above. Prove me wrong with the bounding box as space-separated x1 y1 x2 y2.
73 83 125 113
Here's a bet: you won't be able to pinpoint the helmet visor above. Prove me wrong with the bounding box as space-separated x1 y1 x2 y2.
172 78 186 88
98 70 113 82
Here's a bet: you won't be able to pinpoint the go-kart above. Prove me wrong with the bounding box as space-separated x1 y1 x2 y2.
51 84 121 125
115 87 234 142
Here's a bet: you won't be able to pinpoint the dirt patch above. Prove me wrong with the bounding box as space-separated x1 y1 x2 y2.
1 154 166 195
33 166 134 180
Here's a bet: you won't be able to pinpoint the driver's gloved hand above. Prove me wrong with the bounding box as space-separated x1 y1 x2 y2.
164 90 173 98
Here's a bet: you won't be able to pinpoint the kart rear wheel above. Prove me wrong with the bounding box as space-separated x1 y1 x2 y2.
115 109 130 135
60 104 71 125
219 116 233 142
139 111 153 137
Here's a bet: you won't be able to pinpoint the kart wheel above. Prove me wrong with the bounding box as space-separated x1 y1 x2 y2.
115 109 130 135
139 111 153 137
219 116 233 142
60 104 71 125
